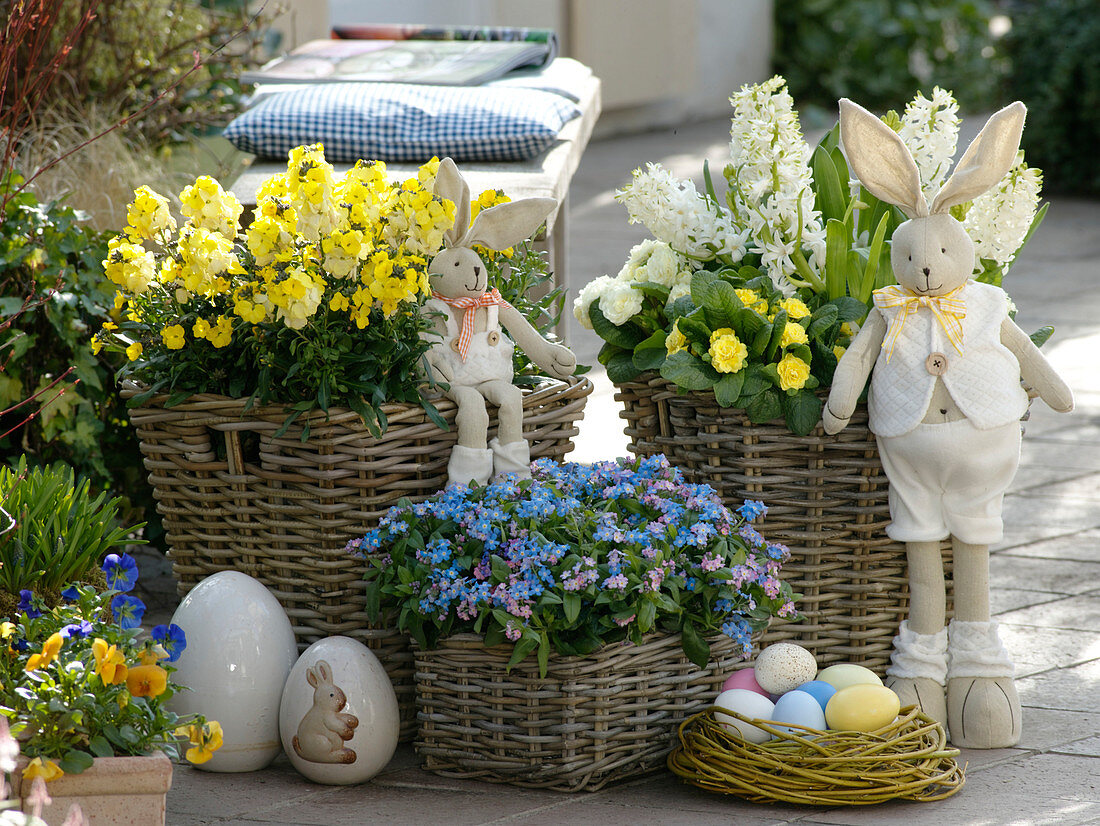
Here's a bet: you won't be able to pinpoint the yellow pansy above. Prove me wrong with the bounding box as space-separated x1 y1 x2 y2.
779 322 809 348
776 353 811 391
25 632 63 672
127 664 168 698
125 342 143 362
92 638 128 685
176 721 224 765
709 332 748 374
23 758 64 783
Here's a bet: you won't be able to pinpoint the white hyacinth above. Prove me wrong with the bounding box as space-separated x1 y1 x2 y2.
726 75 824 294
615 163 747 262
897 87 960 201
963 156 1042 273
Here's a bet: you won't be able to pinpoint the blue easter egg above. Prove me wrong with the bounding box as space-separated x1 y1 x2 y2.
794 679 837 713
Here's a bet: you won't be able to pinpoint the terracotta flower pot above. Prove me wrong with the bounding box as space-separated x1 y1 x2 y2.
11 753 173 826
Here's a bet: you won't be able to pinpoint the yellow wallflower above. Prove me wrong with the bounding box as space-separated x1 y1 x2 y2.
90 336 103 356
709 332 748 374
25 632 63 672
665 320 688 355
776 353 811 391
125 342 143 362
126 185 176 241
329 293 350 312
192 318 211 340
208 316 233 348
161 325 186 350
779 297 811 319
23 758 64 783
92 638 128 685
176 721 224 765
779 321 809 348
127 664 168 698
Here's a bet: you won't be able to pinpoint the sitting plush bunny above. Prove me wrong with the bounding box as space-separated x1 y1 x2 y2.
823 99 1074 748
426 159 577 487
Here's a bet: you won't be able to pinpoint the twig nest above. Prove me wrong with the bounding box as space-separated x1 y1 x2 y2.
753 643 817 694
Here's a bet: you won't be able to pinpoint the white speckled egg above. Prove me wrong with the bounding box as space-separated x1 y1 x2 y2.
713 688 775 744
753 643 818 695
279 636 400 785
169 571 298 772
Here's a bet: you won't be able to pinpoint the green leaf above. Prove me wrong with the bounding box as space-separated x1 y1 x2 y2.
637 598 657 633
825 218 849 300
364 580 381 622
564 592 582 624
506 635 539 671
660 350 720 391
89 736 114 758
739 364 771 397
631 280 672 301
746 388 783 424
704 280 743 329
537 632 550 678
677 315 712 347
690 270 718 306
588 303 646 350
858 211 891 303
765 309 788 361
483 622 506 648
714 371 745 407
812 145 848 222
606 350 642 384
828 296 870 324
680 621 711 669
59 749 95 774
490 554 510 581
667 296 697 321
783 391 823 436
805 303 839 340
1030 326 1054 348
632 331 668 372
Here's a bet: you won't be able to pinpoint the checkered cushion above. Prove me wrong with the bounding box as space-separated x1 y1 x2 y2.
223 82 580 163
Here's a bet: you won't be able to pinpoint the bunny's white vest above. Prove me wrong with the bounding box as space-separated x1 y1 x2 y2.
868 280 1029 437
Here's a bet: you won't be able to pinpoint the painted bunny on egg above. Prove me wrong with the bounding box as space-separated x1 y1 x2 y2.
823 99 1073 748
426 158 577 487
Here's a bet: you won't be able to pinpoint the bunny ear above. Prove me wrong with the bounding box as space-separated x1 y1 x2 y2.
461 198 558 251
931 101 1026 214
316 660 332 682
433 158 471 246
839 98 928 218
306 667 318 688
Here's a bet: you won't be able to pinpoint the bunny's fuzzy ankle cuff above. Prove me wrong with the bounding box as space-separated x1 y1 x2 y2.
885 621 948 684
948 619 1014 679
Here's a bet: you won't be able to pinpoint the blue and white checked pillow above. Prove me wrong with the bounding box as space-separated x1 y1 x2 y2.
223 83 580 163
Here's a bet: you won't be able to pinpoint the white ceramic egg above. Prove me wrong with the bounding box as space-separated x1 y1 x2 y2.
279 636 400 785
770 689 827 737
169 571 298 772
713 688 775 744
753 643 818 695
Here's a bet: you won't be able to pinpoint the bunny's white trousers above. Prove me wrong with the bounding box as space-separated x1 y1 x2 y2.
876 418 1022 545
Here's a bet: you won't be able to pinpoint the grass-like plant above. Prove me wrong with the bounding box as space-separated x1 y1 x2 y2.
0 458 138 597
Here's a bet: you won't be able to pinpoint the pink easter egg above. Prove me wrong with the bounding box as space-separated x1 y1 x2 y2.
721 668 769 697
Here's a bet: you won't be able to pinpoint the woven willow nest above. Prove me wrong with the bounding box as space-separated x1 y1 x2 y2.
668 705 964 805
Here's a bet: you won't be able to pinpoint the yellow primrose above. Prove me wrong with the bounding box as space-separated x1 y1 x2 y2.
776 353 811 391
709 332 748 374
25 632 63 672
833 345 847 361
126 342 143 362
665 321 688 355
709 327 736 345
92 638 128 685
779 296 811 319
779 321 809 348
23 758 64 783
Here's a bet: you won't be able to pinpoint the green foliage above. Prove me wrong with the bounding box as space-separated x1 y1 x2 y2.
1 584 215 770
1003 0 1100 195
0 458 138 594
0 171 159 539
775 0 1004 112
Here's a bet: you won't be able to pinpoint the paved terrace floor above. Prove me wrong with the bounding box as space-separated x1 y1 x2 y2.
149 116 1100 825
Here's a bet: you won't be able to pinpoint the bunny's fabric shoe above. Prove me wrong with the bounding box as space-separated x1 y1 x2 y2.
447 444 494 488
489 437 531 480
947 619 1021 748
885 620 949 727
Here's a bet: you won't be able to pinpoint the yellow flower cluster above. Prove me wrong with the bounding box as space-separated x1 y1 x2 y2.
470 189 516 260
708 328 748 374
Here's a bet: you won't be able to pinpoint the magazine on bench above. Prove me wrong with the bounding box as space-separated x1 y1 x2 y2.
242 25 558 87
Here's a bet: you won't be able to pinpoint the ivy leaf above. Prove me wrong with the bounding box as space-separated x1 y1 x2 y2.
660 350 720 391
680 620 711 669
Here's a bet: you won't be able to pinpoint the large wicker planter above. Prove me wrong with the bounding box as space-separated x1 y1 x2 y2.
614 376 952 674
124 375 592 741
413 631 750 792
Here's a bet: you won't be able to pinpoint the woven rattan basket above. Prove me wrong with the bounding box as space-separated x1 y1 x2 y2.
414 632 749 792
612 379 952 674
123 375 591 740
668 705 964 805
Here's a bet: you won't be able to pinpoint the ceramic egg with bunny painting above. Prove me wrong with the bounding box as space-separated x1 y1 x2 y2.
823 98 1074 748
424 158 577 488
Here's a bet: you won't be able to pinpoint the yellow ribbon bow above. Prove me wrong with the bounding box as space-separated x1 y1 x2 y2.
873 284 966 362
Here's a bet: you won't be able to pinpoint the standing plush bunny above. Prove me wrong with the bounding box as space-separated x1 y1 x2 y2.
823 99 1074 748
426 158 577 487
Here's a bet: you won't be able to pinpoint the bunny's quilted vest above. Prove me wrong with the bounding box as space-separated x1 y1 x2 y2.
868 280 1029 437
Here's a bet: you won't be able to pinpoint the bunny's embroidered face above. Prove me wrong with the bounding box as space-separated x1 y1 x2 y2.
429 247 488 297
890 214 974 297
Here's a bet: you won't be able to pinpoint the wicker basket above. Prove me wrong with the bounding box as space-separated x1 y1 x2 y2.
668 705 964 805
613 380 952 674
123 375 592 740
612 372 677 459
414 632 749 792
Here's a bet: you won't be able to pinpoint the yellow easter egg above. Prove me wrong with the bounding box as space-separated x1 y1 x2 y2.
816 663 883 691
825 684 901 732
